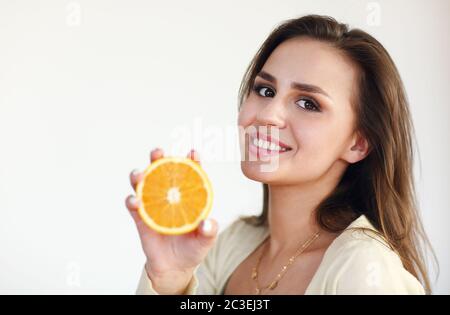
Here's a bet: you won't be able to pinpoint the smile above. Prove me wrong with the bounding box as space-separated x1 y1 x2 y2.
252 137 289 152
247 131 292 159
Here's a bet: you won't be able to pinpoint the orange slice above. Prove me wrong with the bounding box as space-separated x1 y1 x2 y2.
136 157 213 235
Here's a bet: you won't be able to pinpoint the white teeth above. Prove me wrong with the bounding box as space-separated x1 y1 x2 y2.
252 137 287 151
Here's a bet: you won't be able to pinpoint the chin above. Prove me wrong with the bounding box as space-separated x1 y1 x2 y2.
240 160 282 183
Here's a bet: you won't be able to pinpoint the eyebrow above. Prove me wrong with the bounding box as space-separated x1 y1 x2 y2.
256 70 332 99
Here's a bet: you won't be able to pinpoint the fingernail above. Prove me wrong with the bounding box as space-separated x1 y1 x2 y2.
129 195 139 206
191 150 200 160
131 168 140 176
202 219 213 234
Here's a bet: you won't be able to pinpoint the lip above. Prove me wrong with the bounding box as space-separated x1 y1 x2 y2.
250 131 293 150
247 131 292 160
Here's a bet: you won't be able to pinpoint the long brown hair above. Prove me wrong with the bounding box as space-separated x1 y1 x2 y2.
237 15 437 293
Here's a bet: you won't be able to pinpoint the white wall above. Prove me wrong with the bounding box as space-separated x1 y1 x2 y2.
0 0 448 294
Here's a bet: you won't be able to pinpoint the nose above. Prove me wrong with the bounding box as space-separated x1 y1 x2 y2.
255 97 287 128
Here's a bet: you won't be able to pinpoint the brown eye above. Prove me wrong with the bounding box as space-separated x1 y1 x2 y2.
296 98 320 112
254 85 275 98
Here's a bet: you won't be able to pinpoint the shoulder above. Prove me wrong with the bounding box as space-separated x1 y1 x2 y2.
322 216 425 294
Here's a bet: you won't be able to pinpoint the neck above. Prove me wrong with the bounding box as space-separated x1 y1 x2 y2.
266 165 345 256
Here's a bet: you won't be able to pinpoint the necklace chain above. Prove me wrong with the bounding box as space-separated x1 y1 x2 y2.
251 231 320 295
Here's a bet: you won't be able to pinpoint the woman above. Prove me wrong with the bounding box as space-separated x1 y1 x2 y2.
126 15 434 294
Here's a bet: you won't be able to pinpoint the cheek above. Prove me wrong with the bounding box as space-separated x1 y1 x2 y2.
237 102 257 152
292 111 352 149
237 99 262 132
290 117 329 149
290 116 349 167
237 111 248 127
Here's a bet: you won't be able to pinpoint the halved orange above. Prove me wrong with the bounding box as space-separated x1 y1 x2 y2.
136 156 213 235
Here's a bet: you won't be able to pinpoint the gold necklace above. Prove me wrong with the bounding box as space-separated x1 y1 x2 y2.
251 231 320 295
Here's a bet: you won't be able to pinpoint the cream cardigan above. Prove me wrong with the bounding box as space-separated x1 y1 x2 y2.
136 214 425 295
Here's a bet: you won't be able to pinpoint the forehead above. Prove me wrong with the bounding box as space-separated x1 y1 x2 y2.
261 37 359 105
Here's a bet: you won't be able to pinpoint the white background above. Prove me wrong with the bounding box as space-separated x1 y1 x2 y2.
0 0 449 294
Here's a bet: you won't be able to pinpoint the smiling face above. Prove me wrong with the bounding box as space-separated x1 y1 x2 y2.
238 36 368 185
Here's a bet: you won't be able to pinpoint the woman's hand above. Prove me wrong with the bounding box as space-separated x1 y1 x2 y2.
125 148 218 294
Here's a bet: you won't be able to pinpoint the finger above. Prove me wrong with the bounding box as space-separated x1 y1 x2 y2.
125 195 156 238
150 148 164 163
189 218 218 249
187 149 201 165
198 218 218 239
129 169 144 191
125 194 140 213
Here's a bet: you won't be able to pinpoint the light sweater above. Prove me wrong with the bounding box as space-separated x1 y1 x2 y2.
136 214 425 295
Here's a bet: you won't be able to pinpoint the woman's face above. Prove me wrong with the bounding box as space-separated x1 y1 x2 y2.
238 37 367 185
